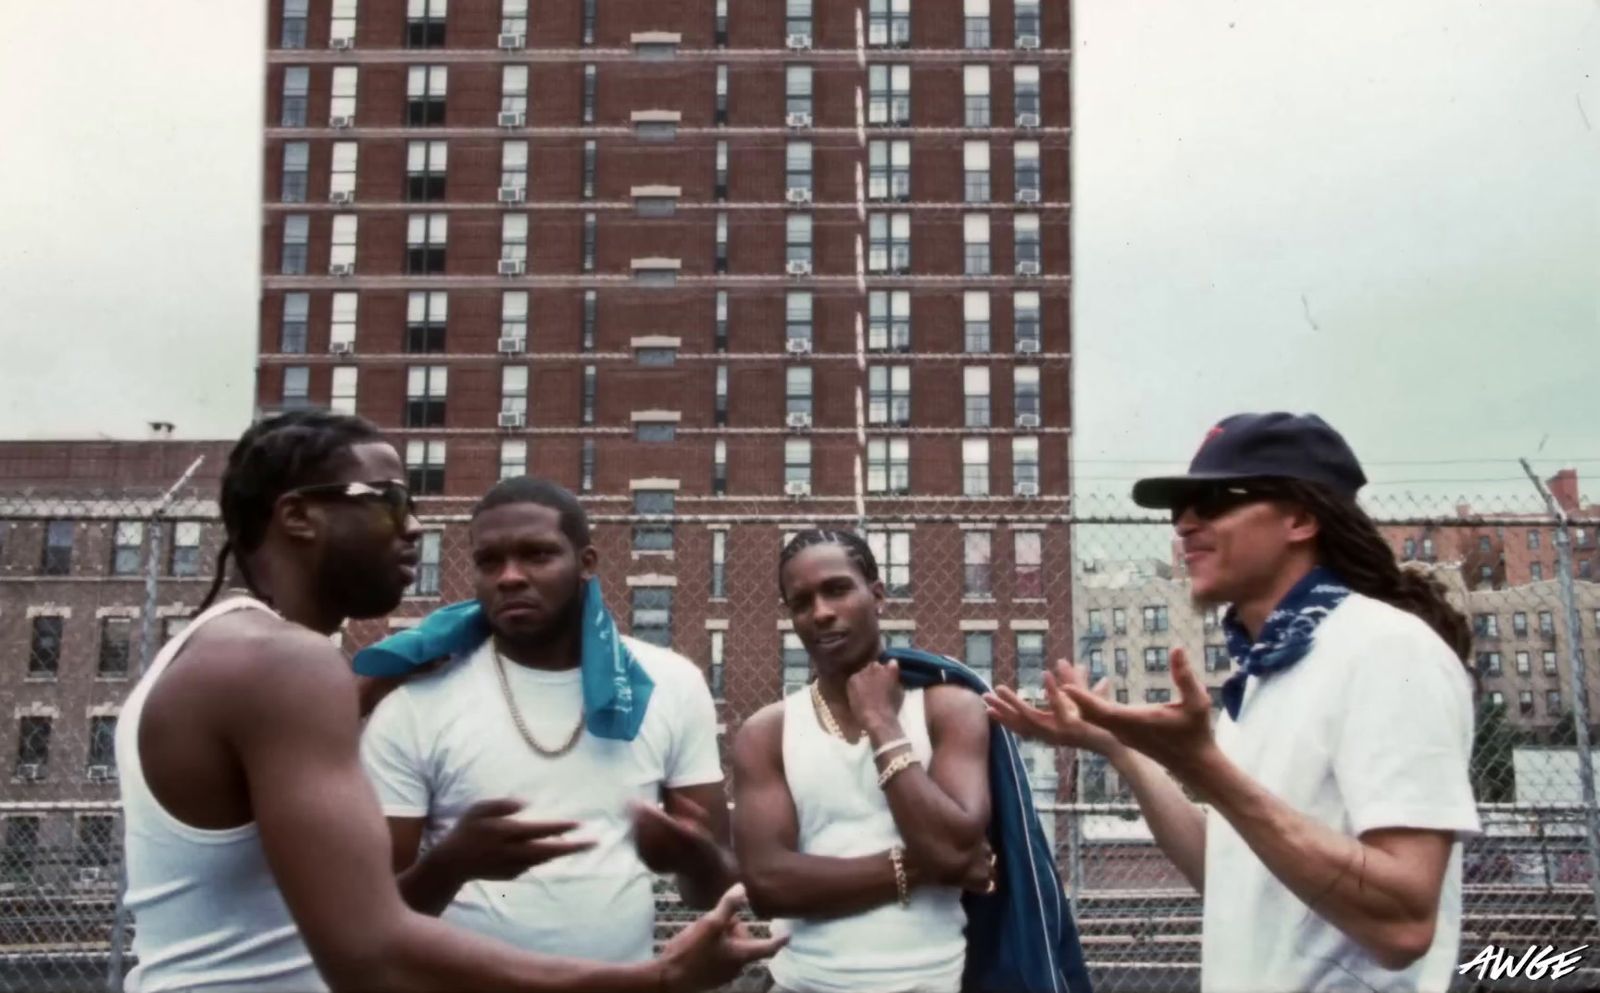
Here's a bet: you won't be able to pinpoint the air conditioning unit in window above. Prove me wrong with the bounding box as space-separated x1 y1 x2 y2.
786 259 813 277
786 33 813 50
87 765 115 783
329 340 355 356
786 187 813 205
1016 260 1041 276
16 764 42 782
1017 34 1041 50
498 336 527 354
77 867 104 885
785 337 812 354
330 35 354 50
498 111 526 128
1016 188 1041 204
498 259 527 276
498 32 526 50
329 262 355 276
1016 112 1041 128
498 410 527 429
330 114 354 129
498 186 526 203
1016 412 1041 429
785 111 813 129
785 481 812 498
1016 338 1041 354
786 411 813 430
329 189 353 204
1015 481 1040 498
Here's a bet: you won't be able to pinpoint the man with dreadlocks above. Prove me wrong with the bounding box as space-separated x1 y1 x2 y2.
731 529 996 993
988 412 1480 993
114 411 783 993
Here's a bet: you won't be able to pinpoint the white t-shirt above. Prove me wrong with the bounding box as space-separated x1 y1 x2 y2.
360 636 723 963
1201 593 1481 993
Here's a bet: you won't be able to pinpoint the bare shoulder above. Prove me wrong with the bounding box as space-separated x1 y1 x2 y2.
924 683 989 724
179 611 358 726
732 702 786 764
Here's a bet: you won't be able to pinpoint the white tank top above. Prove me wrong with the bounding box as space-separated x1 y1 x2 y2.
115 596 326 993
766 685 966 993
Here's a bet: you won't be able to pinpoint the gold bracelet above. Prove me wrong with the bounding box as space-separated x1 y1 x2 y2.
877 752 917 788
889 845 910 907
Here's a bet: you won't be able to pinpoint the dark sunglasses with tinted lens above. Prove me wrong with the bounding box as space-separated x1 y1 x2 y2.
288 480 416 527
1171 483 1279 525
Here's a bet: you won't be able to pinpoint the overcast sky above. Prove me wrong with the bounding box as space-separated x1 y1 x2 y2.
0 1 1595 505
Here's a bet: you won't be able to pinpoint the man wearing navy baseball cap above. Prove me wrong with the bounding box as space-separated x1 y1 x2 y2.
989 413 1482 992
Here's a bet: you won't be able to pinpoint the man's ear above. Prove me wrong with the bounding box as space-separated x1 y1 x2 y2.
578 544 600 581
1284 501 1320 546
275 493 320 544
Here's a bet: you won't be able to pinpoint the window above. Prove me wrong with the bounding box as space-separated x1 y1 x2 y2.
282 0 309 47
407 0 447 47
786 291 813 345
1015 0 1041 42
502 0 528 35
1519 689 1534 714
954 291 991 353
580 439 596 493
963 141 991 202
1114 648 1128 674
405 366 448 427
714 64 729 124
584 65 598 124
782 632 811 694
331 0 356 41
786 141 813 195
1015 213 1041 269
784 438 811 488
867 531 912 597
786 0 812 37
1204 645 1230 672
1015 530 1042 597
1014 65 1041 121
1144 647 1169 672
714 365 729 425
499 440 526 480
41 520 74 575
408 290 448 352
169 522 201 576
330 291 358 351
406 140 448 201
868 0 911 46
1142 605 1170 633
964 531 993 598
1547 689 1562 714
1115 689 1129 704
501 213 528 264
501 366 528 418
281 215 309 274
962 438 990 497
28 618 63 677
714 0 728 45
1531 562 1544 581
1515 650 1531 675
868 213 911 273
868 65 911 126
867 438 910 495
330 214 358 271
16 717 51 774
1528 530 1542 550
1012 436 1040 492
582 0 596 44
715 140 728 200
499 291 526 349
408 531 441 595
76 814 115 868
868 365 911 425
501 140 528 192
1015 632 1045 691
1402 538 1417 561
965 632 995 685
1479 652 1502 677
2 818 40 883
405 441 446 496
1145 688 1173 704
638 421 676 443
330 65 358 123
112 521 144 576
500 65 529 123
786 214 813 266
964 214 991 275
1014 141 1041 200
868 140 911 201
633 490 674 552
964 367 991 428
1087 650 1105 681
281 367 309 408
631 588 672 647
713 439 728 495
406 65 448 126
786 66 813 116
1421 537 1435 560
281 141 309 202
1539 610 1555 636
581 365 596 425
406 213 448 274
1511 611 1528 637
868 291 911 352
280 292 309 352
281 66 309 126
710 531 728 599
785 366 813 417
1014 366 1041 422
714 291 728 352
1478 535 1493 554
714 212 729 273
707 629 726 699
964 65 991 127
1010 291 1041 353
87 716 116 772
1474 613 1500 638
964 0 990 47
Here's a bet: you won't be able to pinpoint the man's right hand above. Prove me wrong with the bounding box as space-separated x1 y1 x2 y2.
984 659 1124 757
427 798 595 882
657 885 788 993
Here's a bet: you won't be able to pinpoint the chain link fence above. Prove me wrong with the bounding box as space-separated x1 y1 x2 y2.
1 481 1597 991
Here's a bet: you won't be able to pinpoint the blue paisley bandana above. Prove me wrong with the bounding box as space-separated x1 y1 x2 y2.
1219 566 1352 720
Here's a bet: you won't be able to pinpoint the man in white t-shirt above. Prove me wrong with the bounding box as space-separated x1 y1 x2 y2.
361 477 735 963
988 413 1481 992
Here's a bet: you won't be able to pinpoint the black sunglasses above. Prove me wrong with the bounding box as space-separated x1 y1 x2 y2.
1171 483 1281 524
287 480 416 527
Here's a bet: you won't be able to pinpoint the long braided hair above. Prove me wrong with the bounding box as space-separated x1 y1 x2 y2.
195 411 384 614
777 528 880 600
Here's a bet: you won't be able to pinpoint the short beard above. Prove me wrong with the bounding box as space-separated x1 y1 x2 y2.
494 576 585 652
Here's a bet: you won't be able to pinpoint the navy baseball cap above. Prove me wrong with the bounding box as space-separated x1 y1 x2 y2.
1131 412 1368 510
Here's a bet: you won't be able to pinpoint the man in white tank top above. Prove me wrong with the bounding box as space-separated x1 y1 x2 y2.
116 412 783 993
732 530 997 993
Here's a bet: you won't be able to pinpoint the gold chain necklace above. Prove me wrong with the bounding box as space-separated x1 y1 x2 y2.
810 681 858 743
493 648 585 759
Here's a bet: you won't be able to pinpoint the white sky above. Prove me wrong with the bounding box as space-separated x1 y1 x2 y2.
0 1 1594 504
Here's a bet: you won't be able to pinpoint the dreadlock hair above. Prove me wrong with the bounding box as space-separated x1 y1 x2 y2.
472 476 591 550
1279 479 1473 667
195 411 385 614
778 529 880 600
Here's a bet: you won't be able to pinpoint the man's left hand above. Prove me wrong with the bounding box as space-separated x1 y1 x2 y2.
630 797 721 876
1063 646 1221 785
